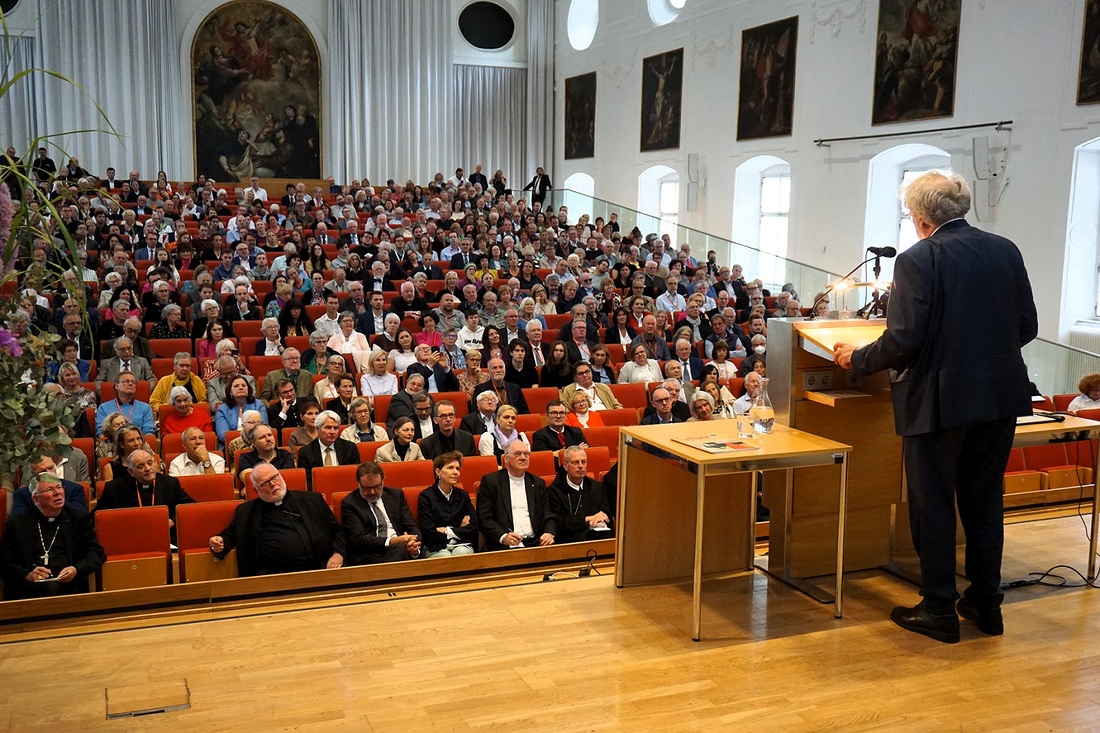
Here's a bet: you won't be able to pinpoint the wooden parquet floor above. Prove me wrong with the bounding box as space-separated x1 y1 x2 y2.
2 514 1099 732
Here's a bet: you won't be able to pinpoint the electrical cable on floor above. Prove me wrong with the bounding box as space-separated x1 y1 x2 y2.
1006 437 1100 590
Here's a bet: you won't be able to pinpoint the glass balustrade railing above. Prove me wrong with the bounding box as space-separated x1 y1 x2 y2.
546 188 1100 396
549 189 837 305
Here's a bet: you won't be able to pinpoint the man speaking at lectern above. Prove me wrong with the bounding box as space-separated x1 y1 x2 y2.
834 171 1037 643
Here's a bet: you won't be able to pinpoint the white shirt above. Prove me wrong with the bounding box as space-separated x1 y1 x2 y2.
1068 394 1100 413
577 384 607 411
656 292 687 312
314 313 341 337
372 499 395 540
418 416 435 438
360 372 398 400
168 452 226 476
263 338 283 356
508 472 534 540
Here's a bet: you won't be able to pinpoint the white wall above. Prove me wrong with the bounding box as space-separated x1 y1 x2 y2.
553 0 1095 340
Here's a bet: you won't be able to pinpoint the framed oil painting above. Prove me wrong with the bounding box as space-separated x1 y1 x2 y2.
736 16 798 141
640 48 683 152
1079 0 1100 105
871 0 960 125
564 72 597 159
191 0 321 180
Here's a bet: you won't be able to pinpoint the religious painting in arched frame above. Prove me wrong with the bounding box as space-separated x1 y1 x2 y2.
191 1 321 180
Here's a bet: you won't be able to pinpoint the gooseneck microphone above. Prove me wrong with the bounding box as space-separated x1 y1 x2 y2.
808 247 897 319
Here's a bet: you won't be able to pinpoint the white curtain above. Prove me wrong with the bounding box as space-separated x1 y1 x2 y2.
328 0 453 186
525 0 555 178
0 33 37 155
453 64 526 186
33 0 183 178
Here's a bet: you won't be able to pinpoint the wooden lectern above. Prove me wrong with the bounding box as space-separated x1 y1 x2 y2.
763 319 903 580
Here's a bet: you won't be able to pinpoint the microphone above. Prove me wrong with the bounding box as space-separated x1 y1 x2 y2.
867 246 897 258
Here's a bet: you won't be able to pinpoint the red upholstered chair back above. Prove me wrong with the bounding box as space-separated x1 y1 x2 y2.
95 505 170 557
332 491 353 522
176 474 237 502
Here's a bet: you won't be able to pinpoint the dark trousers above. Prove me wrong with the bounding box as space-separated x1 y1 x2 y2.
902 417 1016 612
359 543 414 564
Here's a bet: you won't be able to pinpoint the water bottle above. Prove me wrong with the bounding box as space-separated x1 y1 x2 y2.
749 377 775 434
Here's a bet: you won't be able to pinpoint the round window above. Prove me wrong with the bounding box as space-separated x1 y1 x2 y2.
567 0 598 51
458 2 516 51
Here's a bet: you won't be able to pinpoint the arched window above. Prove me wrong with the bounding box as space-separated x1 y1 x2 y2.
1064 136 1100 328
864 143 950 283
567 0 599 51
562 172 595 216
732 155 790 287
638 165 679 240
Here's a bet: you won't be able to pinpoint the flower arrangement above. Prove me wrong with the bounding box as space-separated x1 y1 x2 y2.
0 16 118 491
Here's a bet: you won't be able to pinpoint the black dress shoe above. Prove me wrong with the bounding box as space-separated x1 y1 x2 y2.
890 604 960 643
957 598 1004 636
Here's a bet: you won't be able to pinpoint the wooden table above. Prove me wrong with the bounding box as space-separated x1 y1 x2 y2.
890 414 1100 582
614 422 851 641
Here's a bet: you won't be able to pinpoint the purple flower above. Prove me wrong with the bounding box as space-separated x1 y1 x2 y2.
0 183 11 270
0 327 22 357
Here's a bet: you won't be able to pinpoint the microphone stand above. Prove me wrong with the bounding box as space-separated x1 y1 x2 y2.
863 255 883 320
807 254 883 320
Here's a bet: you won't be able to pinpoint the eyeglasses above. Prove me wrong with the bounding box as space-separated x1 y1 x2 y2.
33 485 64 496
547 411 568 417
255 475 283 489
436 413 456 420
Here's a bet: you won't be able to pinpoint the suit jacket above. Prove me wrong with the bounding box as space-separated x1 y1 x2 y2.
11 479 88 516
468 172 489 190
224 302 263 322
851 220 1038 437
460 411 494 436
97 356 155 386
449 252 476 270
386 390 417 429
417 483 479 553
296 438 360 488
363 277 396 293
560 383 623 411
0 506 105 599
340 487 421 564
355 309 388 337
405 362 460 393
639 410 685 425
96 474 195 524
259 369 314 402
522 173 553 201
672 356 707 382
319 398 353 426
471 380 528 414
268 400 306 433
477 470 556 549
419 428 478 459
391 296 431 319
548 474 613 544
531 424 586 453
214 490 343 577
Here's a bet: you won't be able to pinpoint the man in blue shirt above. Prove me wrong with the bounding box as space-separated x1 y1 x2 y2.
95 371 155 435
